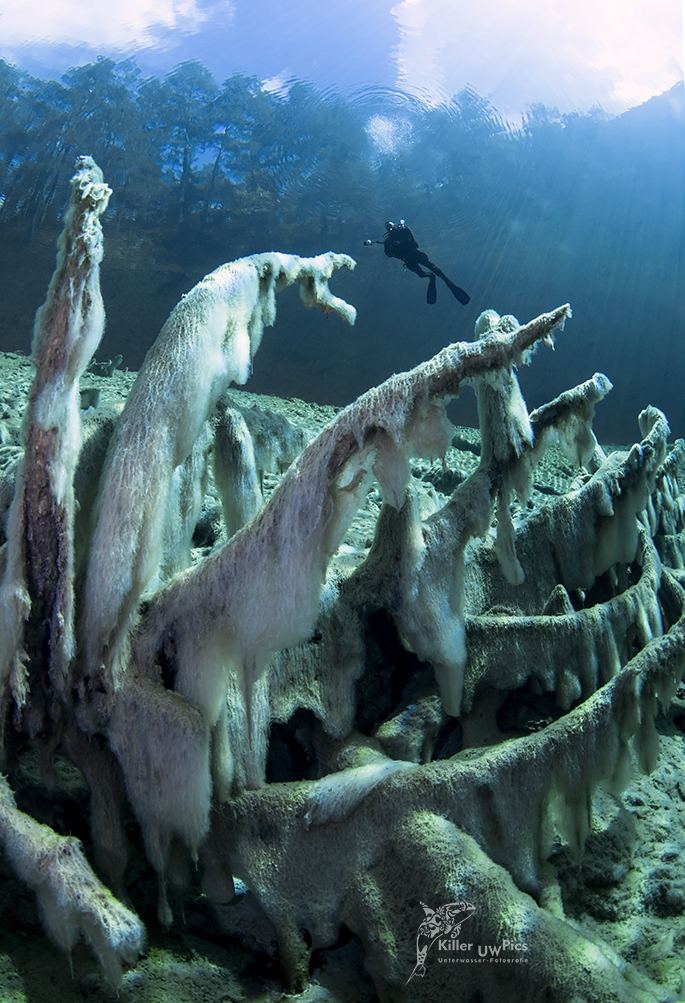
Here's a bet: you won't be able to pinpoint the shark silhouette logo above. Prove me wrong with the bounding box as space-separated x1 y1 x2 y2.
407 901 476 983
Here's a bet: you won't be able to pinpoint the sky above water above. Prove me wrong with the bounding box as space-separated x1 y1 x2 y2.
0 0 683 119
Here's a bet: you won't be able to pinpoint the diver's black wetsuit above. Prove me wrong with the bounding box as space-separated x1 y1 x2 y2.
382 221 470 305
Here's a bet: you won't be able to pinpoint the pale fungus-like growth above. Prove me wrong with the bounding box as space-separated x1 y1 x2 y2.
1 157 684 1003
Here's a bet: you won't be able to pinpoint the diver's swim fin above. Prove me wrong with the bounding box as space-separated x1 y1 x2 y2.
442 274 469 304
449 282 470 305
427 273 437 304
426 261 470 305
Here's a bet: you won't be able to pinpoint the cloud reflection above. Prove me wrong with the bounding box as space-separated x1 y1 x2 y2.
391 0 684 118
0 0 234 53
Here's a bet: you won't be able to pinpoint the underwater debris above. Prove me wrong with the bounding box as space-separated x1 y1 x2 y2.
0 772 144 986
0 157 684 1003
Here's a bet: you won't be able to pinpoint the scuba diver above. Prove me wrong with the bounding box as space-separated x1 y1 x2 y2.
365 220 470 306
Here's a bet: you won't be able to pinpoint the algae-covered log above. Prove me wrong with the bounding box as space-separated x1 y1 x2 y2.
131 303 571 790
208 580 685 999
0 774 144 986
0 157 110 734
82 251 356 693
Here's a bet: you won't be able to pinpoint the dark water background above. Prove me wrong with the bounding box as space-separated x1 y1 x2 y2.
0 58 683 442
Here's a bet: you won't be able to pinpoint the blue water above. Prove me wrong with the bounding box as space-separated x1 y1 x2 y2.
0 54 682 443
